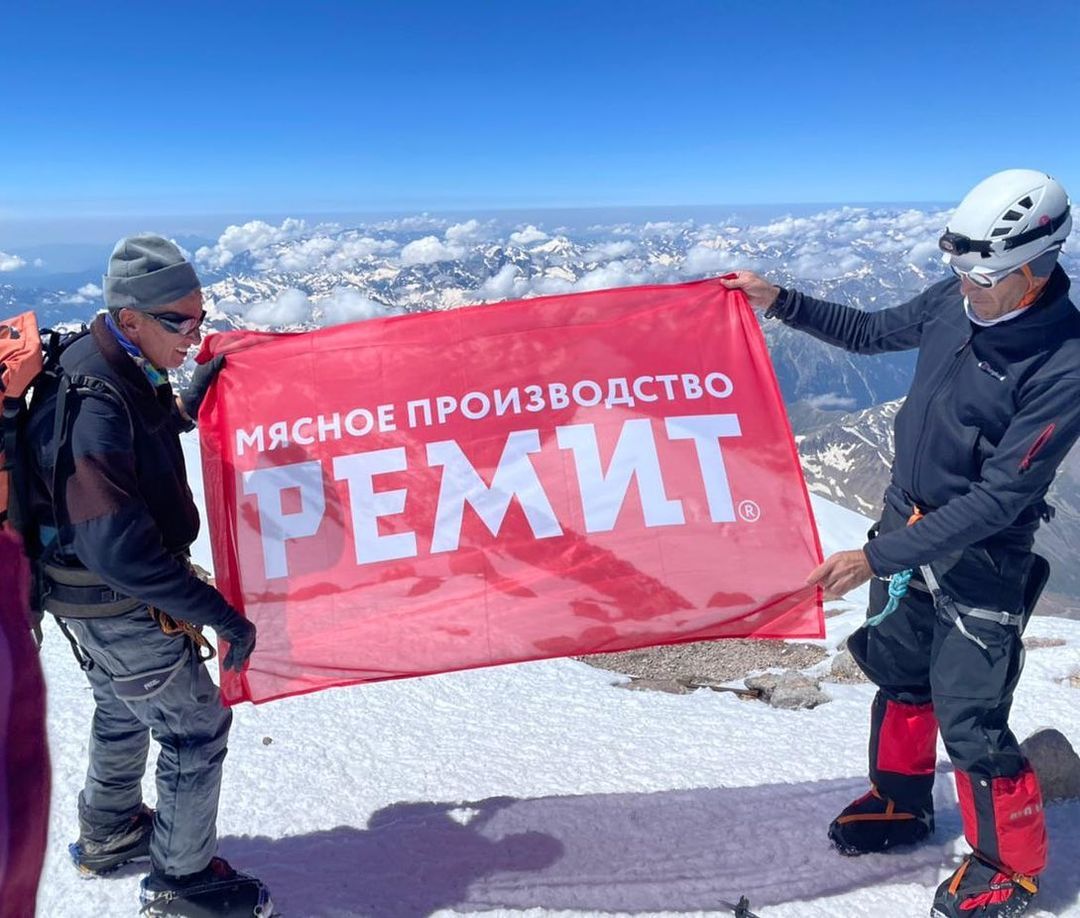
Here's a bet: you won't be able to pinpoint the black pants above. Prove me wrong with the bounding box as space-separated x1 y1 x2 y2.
845 488 1048 875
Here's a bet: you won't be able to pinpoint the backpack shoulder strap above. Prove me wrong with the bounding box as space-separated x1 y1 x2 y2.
49 370 134 539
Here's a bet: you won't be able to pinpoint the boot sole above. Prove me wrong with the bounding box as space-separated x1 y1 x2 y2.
827 824 932 857
70 841 151 877
139 876 274 917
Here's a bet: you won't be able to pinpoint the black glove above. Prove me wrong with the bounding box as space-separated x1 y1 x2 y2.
216 612 256 672
180 354 226 421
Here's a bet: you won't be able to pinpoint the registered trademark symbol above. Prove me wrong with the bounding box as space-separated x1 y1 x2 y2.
738 500 761 522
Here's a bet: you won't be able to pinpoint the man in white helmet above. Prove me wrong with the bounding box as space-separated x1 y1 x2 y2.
722 169 1077 918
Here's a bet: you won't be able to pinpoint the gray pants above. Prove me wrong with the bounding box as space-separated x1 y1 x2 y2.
64 606 232 877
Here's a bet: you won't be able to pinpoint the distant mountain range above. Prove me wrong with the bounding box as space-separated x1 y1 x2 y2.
5 207 1079 614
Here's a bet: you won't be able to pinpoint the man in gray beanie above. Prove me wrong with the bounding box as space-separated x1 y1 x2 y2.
29 234 271 916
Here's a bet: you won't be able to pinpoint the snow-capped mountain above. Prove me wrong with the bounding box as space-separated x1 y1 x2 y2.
6 206 1080 612
184 210 952 408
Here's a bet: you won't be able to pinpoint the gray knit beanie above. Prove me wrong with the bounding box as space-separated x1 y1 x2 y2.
103 234 201 311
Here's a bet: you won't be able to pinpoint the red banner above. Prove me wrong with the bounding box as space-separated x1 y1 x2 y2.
198 280 823 705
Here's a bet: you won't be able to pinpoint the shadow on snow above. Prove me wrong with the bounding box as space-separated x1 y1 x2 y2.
223 774 1080 917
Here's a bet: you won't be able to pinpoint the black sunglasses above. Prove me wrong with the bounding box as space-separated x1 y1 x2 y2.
148 309 207 335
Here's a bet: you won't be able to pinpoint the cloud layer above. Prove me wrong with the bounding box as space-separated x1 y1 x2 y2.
192 204 1080 328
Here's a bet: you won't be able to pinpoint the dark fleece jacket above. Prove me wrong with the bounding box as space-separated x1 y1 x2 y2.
768 267 1080 577
32 315 237 628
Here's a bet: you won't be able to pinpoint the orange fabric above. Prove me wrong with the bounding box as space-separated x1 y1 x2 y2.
0 312 43 399
1017 264 1049 310
835 789 919 825
948 857 970 896
1 312 43 531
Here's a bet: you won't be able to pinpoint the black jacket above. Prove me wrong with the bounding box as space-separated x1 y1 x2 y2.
30 316 236 628
768 267 1080 577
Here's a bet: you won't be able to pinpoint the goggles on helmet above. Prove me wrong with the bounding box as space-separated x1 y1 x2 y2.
148 309 206 336
938 208 1071 259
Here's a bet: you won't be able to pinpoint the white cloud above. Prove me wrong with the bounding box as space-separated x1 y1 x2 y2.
366 214 446 233
904 240 943 267
806 393 857 411
509 225 548 246
189 206 962 311
222 285 393 329
62 282 105 305
33 258 45 268
444 219 483 245
273 236 340 273
243 288 313 327
583 240 636 262
788 252 866 278
324 236 398 271
400 235 460 266
194 219 403 276
477 264 527 301
642 220 689 237
572 261 649 292
0 251 26 271
397 220 488 265
195 218 308 270
319 287 390 326
684 245 740 275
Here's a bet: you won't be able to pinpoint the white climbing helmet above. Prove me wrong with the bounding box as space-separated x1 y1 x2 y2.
939 169 1073 280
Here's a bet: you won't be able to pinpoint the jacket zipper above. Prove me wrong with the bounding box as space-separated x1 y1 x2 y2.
912 336 971 499
1018 424 1055 474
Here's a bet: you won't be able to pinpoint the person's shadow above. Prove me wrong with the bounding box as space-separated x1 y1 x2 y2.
218 770 1080 917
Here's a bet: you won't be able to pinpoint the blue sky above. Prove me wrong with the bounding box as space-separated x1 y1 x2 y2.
3 0 1079 220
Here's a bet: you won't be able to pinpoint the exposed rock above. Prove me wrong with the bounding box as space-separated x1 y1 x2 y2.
1025 637 1067 650
581 639 828 684
616 677 763 700
617 678 694 695
825 649 869 684
745 670 831 710
1020 728 1080 804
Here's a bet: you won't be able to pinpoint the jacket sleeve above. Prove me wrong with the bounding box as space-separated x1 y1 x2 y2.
767 278 953 354
61 391 238 628
865 372 1080 575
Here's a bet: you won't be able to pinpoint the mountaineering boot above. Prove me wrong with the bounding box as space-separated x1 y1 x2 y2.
139 857 273 917
931 854 1038 918
69 803 154 876
828 786 934 855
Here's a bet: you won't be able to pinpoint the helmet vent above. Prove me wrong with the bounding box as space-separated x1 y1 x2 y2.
1019 196 1034 208
991 227 1011 237
1003 209 1024 221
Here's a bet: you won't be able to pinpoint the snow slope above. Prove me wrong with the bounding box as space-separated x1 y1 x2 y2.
30 437 1080 918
